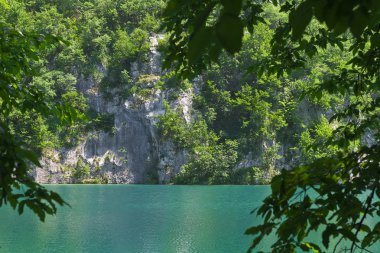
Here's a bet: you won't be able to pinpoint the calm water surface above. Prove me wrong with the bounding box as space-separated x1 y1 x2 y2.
0 185 273 253
0 185 378 253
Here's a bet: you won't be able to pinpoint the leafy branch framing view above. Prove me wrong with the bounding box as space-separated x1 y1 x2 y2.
0 0 379 252
162 0 380 252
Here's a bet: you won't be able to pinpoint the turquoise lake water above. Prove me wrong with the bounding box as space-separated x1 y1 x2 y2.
0 185 378 252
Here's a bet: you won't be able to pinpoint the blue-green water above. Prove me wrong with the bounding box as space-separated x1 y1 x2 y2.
0 185 378 253
0 185 272 253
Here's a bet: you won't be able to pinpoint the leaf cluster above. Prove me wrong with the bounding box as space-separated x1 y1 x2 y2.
163 0 380 252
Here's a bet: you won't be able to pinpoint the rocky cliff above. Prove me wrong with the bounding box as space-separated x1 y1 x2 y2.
32 34 339 185
33 35 189 184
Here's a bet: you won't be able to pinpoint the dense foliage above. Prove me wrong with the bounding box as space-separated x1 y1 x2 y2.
0 0 164 219
0 5 71 221
162 0 380 252
3 2 379 252
2 0 339 191
158 4 349 185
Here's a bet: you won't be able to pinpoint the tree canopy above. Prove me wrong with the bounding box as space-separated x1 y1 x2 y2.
0 0 165 218
1 1 379 251
0 2 91 220
0 23 71 220
162 0 380 252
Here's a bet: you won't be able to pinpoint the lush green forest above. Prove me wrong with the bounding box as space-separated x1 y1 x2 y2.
1 0 379 252
161 0 380 252
1 0 164 150
2 0 349 185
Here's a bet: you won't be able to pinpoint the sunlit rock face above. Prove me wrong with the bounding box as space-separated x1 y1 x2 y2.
34 34 190 184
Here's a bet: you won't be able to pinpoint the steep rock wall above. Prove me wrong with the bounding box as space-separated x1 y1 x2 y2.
33 35 189 184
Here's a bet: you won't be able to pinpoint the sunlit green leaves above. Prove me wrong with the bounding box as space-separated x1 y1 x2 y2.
300 242 321 252
163 0 380 77
162 0 258 77
163 0 380 252
288 0 380 39
0 12 75 221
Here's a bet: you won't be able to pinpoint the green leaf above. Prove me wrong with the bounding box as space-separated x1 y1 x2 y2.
271 176 281 195
360 224 371 233
221 0 242 15
163 0 178 17
338 228 357 242
306 242 321 252
245 226 261 235
215 14 243 54
333 17 349 35
370 33 380 48
322 226 336 248
373 221 380 232
300 242 321 252
50 191 67 206
18 148 41 167
188 27 213 64
209 43 222 62
350 8 368 38
26 201 45 222
362 233 374 248
18 201 25 215
289 1 313 40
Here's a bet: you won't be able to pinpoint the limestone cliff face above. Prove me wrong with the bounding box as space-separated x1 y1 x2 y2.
32 35 332 185
34 35 189 184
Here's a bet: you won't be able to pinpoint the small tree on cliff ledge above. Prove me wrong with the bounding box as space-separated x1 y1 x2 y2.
162 0 380 252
